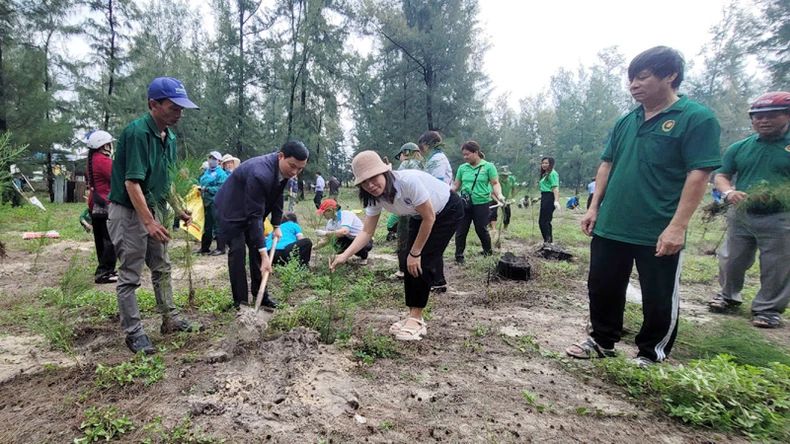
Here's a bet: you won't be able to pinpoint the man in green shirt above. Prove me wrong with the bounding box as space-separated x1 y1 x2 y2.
708 91 790 328
566 47 721 366
108 77 202 355
498 165 517 229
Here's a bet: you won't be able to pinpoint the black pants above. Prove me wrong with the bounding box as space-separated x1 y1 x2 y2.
405 193 463 308
272 238 312 267
91 213 117 278
502 204 512 227
227 223 266 307
586 193 593 210
397 216 411 273
313 191 323 209
539 192 555 243
335 235 372 259
455 201 492 260
201 204 225 252
588 236 682 362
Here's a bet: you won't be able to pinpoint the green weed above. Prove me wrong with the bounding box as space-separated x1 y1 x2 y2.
379 420 394 431
521 389 547 413
94 353 166 388
141 415 222 444
60 254 95 297
353 328 399 365
74 406 134 444
274 254 311 298
596 355 790 441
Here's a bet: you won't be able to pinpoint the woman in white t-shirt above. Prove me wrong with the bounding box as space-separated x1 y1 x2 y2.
331 151 463 341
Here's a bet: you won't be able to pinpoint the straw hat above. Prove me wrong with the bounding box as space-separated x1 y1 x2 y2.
220 153 240 169
352 150 391 185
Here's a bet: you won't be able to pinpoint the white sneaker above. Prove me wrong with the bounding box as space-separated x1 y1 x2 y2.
359 258 368 265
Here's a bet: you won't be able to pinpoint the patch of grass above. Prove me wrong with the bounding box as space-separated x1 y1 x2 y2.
676 319 790 367
269 299 350 344
379 420 394 431
141 415 223 444
19 304 75 353
94 353 166 388
535 260 578 290
174 287 232 314
60 254 95 297
501 334 540 354
353 328 399 365
74 406 134 444
680 255 718 284
521 389 547 413
596 355 790 441
273 254 311 299
472 323 489 337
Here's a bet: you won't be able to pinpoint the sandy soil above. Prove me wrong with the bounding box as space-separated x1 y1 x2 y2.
0 232 759 443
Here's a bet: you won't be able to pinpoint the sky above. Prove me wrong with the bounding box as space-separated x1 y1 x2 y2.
477 0 734 107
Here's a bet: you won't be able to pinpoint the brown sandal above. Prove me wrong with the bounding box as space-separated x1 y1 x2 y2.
565 337 616 359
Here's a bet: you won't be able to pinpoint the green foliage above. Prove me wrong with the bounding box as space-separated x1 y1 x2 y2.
174 287 233 315
94 353 166 388
676 319 790 367
74 406 134 444
596 355 790 441
141 415 223 444
273 255 311 299
353 328 399 365
521 389 547 413
60 254 95 297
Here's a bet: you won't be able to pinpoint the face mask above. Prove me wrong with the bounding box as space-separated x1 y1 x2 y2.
208 159 218 169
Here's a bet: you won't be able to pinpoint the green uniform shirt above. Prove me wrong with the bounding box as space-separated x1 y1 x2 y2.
500 175 517 199
718 130 790 193
108 113 177 209
539 170 559 192
594 95 721 246
456 160 498 205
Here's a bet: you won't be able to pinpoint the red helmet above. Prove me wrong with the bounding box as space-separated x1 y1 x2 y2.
749 91 790 114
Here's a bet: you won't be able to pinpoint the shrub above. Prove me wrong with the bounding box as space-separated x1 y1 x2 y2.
596 354 790 441
74 406 134 443
95 353 166 388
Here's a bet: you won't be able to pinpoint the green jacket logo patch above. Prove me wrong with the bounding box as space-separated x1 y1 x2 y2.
661 120 676 132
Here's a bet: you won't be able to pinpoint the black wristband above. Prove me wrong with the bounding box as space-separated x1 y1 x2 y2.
409 251 421 258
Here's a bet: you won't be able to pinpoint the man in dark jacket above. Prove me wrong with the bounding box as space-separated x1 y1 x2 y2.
215 141 309 308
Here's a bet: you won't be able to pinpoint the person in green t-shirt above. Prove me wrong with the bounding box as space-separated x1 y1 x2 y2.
538 157 560 243
451 140 505 263
497 165 517 229
566 47 721 366
107 77 203 355
708 91 790 329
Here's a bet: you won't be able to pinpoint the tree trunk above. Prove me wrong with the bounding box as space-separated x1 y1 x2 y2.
103 0 116 130
0 41 6 132
236 1 245 157
424 63 434 130
44 31 53 202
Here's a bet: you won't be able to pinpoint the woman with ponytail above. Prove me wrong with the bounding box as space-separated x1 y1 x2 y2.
85 130 118 284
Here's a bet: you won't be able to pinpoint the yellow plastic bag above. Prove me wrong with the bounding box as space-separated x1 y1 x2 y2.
182 185 204 241
264 218 273 237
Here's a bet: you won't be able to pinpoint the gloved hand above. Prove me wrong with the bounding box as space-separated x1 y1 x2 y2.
554 201 560 210
316 229 328 236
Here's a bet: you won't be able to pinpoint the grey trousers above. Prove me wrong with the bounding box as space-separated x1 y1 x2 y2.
717 209 790 316
108 203 179 336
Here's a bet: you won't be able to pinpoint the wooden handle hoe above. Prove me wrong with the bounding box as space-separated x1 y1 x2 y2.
254 237 278 312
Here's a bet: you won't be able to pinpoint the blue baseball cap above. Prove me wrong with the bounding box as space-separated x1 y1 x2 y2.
147 77 199 109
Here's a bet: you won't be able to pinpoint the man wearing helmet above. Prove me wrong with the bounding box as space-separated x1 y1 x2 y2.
708 91 790 329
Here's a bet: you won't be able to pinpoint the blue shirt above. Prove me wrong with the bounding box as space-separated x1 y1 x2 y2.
265 221 302 250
